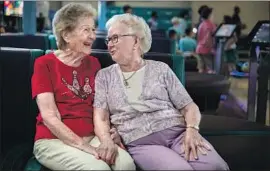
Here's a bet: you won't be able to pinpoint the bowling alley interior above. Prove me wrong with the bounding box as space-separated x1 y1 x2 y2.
0 1 270 171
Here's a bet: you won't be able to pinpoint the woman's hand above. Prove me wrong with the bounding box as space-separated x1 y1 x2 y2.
110 127 121 145
80 143 100 159
182 128 212 161
97 138 118 165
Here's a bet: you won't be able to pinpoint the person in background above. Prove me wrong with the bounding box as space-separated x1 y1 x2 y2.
222 15 238 77
232 6 246 38
196 5 209 29
5 20 17 33
0 23 5 33
147 11 158 31
179 27 197 53
31 3 135 170
168 29 180 54
37 13 45 33
196 7 217 73
179 28 203 73
168 17 181 38
178 12 188 37
94 13 229 171
123 5 132 14
0 11 5 33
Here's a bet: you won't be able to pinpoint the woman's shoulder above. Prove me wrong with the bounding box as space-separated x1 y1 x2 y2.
34 52 56 65
96 63 118 76
146 60 170 71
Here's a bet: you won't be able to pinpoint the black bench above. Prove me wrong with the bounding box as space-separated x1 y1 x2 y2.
0 47 44 170
200 115 270 170
25 115 270 171
185 72 231 112
0 33 49 51
2 48 268 171
149 37 175 54
48 35 175 54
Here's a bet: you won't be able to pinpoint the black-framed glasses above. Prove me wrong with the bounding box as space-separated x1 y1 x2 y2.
105 34 134 45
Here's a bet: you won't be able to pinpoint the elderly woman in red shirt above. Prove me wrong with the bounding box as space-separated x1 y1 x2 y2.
196 7 217 73
31 3 135 170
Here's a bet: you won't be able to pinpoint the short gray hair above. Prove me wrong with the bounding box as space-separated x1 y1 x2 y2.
52 3 97 50
106 14 152 54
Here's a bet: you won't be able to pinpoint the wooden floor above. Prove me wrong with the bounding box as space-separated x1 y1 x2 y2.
228 77 270 125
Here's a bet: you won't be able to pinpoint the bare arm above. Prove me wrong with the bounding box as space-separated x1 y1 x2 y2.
181 102 201 129
37 92 86 149
93 108 112 142
163 64 201 129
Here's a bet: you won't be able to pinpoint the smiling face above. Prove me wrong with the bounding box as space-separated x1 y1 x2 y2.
106 22 140 65
63 16 96 55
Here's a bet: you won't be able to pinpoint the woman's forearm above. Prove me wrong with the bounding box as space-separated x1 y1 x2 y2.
93 108 112 142
181 102 201 128
43 115 85 149
36 93 85 150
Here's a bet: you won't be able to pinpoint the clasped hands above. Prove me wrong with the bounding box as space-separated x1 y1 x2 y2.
84 128 121 165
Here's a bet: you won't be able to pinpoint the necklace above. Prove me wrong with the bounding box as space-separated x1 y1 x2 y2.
122 71 137 87
121 60 145 88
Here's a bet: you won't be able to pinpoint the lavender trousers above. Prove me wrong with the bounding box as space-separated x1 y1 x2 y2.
126 126 229 170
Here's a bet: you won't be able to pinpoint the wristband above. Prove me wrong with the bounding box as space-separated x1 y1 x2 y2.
186 125 199 130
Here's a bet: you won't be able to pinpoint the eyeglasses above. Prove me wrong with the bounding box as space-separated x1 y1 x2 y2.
105 34 134 45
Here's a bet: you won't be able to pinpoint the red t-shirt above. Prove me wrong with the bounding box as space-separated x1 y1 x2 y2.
31 53 101 141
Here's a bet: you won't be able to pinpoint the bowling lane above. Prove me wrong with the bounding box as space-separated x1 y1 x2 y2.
229 77 270 125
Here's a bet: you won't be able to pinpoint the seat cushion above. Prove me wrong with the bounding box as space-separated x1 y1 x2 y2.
205 135 270 170
201 115 270 170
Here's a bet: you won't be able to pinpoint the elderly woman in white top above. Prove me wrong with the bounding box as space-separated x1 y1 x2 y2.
93 14 229 170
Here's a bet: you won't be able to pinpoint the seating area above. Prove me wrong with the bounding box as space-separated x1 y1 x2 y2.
0 31 270 171
106 6 192 30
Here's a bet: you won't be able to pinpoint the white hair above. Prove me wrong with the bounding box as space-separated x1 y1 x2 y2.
171 17 180 24
52 3 97 50
106 14 152 54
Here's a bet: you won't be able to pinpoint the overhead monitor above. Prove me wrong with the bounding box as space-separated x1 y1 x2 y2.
248 21 270 61
215 24 237 38
252 23 270 43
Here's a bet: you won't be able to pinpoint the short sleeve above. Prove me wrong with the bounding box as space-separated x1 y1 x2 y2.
93 70 108 110
164 64 193 109
31 59 53 99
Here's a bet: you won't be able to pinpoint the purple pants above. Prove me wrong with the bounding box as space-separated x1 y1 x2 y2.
126 126 229 170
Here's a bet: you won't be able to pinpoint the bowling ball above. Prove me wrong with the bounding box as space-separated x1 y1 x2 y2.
241 62 249 73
